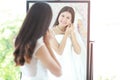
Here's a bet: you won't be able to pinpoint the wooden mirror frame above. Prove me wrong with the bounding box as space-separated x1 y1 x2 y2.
26 0 92 80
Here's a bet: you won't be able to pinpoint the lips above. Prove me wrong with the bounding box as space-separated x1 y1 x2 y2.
60 20 67 25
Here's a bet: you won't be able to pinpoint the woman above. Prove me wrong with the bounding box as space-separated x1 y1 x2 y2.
13 2 62 80
45 6 86 80
51 6 81 55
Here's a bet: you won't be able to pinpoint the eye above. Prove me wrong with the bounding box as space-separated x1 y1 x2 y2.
61 14 64 17
67 17 70 19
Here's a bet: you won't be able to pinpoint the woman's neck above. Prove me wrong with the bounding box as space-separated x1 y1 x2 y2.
56 25 66 33
53 25 65 34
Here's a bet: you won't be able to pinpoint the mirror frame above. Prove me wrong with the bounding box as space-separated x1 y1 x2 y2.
26 0 92 80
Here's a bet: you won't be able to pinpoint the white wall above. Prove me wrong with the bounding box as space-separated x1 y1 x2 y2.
1 0 120 79
91 0 120 79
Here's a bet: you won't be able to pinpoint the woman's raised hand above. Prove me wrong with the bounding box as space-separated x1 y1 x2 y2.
70 24 74 33
65 25 72 35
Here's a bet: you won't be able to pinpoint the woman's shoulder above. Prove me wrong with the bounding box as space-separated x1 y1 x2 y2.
49 27 55 31
33 37 44 57
48 27 56 35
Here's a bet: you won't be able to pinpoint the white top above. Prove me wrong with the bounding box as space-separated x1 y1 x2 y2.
48 29 87 80
20 37 48 80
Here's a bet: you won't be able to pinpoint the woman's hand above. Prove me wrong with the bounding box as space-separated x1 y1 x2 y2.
64 24 75 37
66 24 75 36
69 24 74 34
65 27 70 36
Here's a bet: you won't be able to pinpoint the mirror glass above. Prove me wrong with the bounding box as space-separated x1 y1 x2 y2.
27 1 90 80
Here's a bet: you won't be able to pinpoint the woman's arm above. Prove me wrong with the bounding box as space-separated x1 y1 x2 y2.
35 44 62 77
70 24 81 54
47 28 70 55
43 30 61 67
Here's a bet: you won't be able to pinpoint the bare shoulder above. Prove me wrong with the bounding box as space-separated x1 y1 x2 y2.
35 45 49 59
34 44 62 77
48 27 56 36
51 27 58 34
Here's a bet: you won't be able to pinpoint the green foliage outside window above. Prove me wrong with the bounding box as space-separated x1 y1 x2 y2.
0 16 24 80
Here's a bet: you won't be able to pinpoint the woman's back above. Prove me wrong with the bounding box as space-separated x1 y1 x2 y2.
21 37 48 80
13 2 62 80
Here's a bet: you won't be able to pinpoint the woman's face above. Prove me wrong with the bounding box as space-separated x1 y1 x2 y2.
58 11 72 28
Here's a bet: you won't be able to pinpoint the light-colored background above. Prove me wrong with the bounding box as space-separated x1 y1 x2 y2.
91 0 120 79
48 3 88 29
0 0 120 80
29 2 88 32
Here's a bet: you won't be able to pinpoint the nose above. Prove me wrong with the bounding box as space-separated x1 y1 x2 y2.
62 17 67 23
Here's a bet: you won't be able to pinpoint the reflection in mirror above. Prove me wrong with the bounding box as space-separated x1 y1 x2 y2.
27 1 90 80
47 3 87 80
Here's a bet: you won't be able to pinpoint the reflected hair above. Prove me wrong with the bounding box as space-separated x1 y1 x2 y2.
53 6 75 26
13 2 52 66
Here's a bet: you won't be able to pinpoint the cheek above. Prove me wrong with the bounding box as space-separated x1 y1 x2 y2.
67 20 72 25
58 17 62 23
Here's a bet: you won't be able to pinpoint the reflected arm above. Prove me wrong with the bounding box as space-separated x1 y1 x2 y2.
70 25 81 54
50 30 69 55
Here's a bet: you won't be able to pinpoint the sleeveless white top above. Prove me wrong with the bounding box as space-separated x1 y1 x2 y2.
48 29 87 80
20 37 48 80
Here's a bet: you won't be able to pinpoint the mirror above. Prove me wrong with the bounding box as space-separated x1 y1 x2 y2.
27 0 91 80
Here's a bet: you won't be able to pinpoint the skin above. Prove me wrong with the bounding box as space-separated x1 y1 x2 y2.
58 11 72 29
35 41 62 77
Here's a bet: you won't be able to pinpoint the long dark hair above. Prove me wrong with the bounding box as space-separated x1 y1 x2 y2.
54 6 75 26
13 2 52 66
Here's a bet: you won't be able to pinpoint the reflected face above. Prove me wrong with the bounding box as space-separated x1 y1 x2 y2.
58 11 72 27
